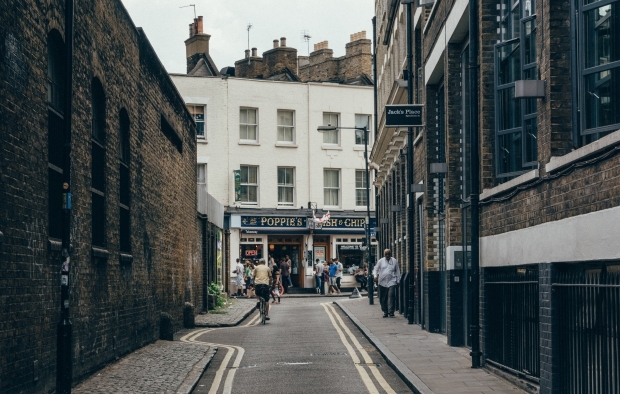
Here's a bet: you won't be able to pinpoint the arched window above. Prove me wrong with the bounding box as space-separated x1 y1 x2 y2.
91 78 106 248
119 109 131 254
47 30 65 240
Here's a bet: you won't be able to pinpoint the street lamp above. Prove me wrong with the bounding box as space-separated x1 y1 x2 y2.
317 124 374 304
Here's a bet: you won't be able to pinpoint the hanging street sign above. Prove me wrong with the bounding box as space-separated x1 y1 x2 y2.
385 104 424 127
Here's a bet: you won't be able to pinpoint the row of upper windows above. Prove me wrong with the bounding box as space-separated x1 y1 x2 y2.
214 165 370 208
186 105 372 147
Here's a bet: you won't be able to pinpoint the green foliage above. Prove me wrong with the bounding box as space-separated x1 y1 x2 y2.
208 283 225 309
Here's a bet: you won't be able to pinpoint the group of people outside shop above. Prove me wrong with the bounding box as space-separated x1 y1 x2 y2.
314 258 345 294
234 254 294 304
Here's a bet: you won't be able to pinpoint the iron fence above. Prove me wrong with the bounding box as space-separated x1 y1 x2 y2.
485 266 539 379
554 267 620 394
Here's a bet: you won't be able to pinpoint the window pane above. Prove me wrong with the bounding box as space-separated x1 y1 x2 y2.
585 4 618 68
278 186 294 203
247 125 257 140
278 110 293 126
356 189 367 206
498 132 525 175
584 67 620 130
240 109 247 124
498 42 521 85
323 129 339 144
324 170 339 187
248 109 256 124
524 118 538 163
498 87 522 131
523 19 536 65
356 170 366 188
248 166 257 183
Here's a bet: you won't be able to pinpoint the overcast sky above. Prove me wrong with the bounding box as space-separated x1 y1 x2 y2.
122 0 375 75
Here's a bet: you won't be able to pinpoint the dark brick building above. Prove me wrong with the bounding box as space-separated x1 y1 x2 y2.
373 0 620 392
0 1 200 392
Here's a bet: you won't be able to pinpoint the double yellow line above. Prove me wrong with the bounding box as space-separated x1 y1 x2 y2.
179 311 261 393
321 303 396 394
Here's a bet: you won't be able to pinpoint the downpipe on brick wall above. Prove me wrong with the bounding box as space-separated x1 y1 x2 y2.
57 0 74 391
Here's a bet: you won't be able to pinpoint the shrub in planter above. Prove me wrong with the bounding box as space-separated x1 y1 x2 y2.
183 302 195 329
160 312 173 341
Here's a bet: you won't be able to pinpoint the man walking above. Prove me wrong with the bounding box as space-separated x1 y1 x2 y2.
314 258 323 294
285 255 293 288
328 260 340 294
373 249 401 317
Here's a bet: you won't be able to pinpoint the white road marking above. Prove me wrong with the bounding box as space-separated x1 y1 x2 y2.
322 303 380 394
326 303 397 394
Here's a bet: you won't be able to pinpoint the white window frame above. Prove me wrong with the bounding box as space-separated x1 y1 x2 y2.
240 108 258 141
277 110 295 143
355 169 368 207
240 165 259 205
277 167 295 206
323 169 341 207
322 113 340 145
188 104 206 139
354 114 371 146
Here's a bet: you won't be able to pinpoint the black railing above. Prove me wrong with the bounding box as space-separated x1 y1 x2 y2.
485 266 539 379
555 267 620 394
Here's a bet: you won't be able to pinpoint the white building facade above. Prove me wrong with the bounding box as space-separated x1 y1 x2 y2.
171 74 375 289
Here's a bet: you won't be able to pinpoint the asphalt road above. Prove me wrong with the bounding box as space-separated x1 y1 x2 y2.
183 298 412 394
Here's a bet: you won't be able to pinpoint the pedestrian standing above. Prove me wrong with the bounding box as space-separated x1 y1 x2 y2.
328 260 340 294
321 262 330 295
314 259 324 294
373 249 401 317
280 257 291 294
285 255 293 288
234 258 244 297
334 257 344 293
245 261 254 298
270 272 281 304
268 254 275 271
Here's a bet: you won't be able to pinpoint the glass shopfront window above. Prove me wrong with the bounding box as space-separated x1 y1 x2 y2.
240 238 263 262
336 240 365 275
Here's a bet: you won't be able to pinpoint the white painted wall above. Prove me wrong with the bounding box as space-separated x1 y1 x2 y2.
170 75 374 212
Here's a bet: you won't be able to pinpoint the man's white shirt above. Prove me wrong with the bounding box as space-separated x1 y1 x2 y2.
373 257 401 287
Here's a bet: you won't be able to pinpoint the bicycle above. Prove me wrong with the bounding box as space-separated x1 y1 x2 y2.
259 296 266 324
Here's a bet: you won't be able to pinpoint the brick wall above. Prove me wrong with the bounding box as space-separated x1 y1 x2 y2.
0 0 199 392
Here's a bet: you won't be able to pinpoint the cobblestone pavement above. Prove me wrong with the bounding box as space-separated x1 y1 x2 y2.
73 341 214 394
337 299 527 394
194 298 256 327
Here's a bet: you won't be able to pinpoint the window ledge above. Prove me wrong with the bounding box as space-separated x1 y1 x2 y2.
323 207 343 211
120 253 133 263
197 138 208 144
545 128 620 173
353 145 367 151
480 169 539 201
92 246 110 259
237 204 260 209
238 141 260 146
321 145 343 151
276 205 297 209
354 207 370 211
275 143 298 148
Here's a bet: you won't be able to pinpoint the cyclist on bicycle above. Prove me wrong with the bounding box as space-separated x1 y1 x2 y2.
253 258 272 320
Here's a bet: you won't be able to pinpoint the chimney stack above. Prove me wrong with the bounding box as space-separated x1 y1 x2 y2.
245 49 250 58
252 47 258 57
280 37 287 47
185 16 212 73
273 39 279 48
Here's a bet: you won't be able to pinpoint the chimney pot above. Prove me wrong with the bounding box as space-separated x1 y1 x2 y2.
197 16 203 34
273 39 279 48
245 49 250 58
251 47 257 57
280 37 287 47
189 23 194 38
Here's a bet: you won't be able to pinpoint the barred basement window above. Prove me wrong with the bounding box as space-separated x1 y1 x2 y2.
494 0 538 182
47 30 65 240
91 78 106 248
573 0 620 145
119 109 131 253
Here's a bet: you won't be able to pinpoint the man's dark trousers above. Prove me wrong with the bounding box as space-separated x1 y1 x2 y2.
378 285 397 315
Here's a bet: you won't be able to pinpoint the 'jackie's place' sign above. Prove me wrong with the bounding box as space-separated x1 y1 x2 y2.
385 104 424 127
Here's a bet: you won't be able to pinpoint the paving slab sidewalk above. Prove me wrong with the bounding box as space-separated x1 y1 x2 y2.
195 298 256 327
73 341 215 394
336 298 526 394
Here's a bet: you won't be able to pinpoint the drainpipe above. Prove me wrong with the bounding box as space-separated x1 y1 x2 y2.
406 0 416 325
57 0 74 391
469 0 482 368
368 16 379 305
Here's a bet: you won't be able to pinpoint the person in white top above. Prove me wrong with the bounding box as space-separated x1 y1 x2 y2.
234 258 245 297
373 249 401 317
314 259 324 294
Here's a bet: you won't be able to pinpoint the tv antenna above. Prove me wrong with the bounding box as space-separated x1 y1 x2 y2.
301 30 311 55
179 4 196 19
247 23 253 64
